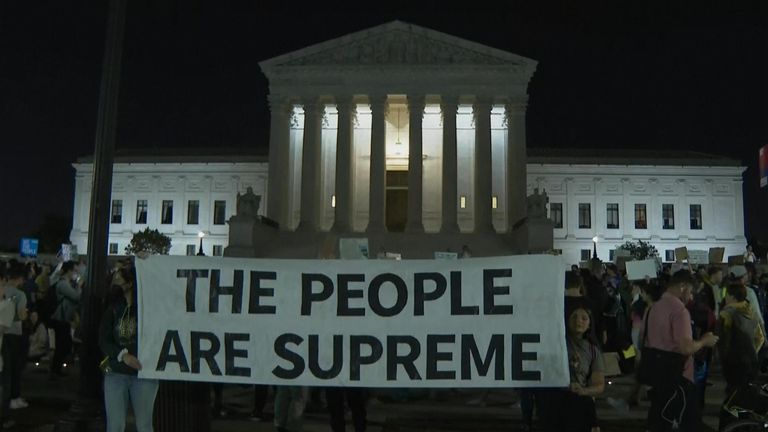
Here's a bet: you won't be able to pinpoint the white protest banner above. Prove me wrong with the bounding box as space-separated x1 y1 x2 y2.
688 250 709 265
136 255 569 388
626 259 658 281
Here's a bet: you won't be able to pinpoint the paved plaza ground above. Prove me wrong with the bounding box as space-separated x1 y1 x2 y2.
17 359 727 431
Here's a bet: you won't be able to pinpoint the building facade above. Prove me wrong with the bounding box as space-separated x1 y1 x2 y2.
527 149 746 266
70 22 748 263
70 148 746 265
70 151 268 257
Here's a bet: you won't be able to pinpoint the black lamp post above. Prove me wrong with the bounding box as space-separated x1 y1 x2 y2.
197 232 205 256
592 236 599 260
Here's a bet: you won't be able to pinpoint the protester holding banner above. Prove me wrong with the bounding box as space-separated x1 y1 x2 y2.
99 266 159 432
538 304 604 432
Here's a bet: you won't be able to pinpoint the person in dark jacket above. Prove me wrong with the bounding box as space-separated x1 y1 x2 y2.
99 267 158 432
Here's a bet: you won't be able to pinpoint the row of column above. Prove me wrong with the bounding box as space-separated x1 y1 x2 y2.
266 94 528 234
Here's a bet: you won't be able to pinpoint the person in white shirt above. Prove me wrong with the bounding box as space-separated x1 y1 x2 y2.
744 245 758 263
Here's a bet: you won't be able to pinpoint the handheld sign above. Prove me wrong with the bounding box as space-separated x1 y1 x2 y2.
19 238 39 258
135 255 569 388
626 259 658 281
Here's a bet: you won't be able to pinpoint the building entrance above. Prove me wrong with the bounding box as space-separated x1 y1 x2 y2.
385 170 408 232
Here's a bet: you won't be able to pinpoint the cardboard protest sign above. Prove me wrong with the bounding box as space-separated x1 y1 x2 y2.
728 255 745 265
674 247 689 262
434 252 459 260
687 250 709 265
709 247 725 264
626 259 658 281
136 255 569 388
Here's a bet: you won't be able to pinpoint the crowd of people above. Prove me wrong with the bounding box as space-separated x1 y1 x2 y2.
0 258 85 428
546 249 768 432
2 245 768 431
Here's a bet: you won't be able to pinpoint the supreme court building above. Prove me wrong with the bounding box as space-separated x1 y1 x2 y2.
70 22 748 264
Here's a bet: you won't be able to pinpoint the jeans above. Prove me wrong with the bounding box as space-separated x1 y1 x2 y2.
2 334 22 405
103 373 159 432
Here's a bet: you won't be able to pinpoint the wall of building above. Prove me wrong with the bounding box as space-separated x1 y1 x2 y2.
527 163 747 266
70 162 269 255
71 159 747 264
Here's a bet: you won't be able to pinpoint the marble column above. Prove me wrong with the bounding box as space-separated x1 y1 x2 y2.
406 94 425 233
366 95 388 233
331 96 355 232
266 95 292 229
506 97 528 232
440 96 459 233
473 98 494 233
296 98 324 232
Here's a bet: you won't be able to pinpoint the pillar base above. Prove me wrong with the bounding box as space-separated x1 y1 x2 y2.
405 222 425 234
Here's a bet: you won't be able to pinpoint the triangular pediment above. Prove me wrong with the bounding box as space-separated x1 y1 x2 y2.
260 21 536 69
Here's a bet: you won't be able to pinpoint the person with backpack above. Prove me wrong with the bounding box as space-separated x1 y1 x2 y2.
48 261 81 379
718 283 765 392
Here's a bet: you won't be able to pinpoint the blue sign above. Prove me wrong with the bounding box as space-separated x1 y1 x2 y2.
20 238 39 257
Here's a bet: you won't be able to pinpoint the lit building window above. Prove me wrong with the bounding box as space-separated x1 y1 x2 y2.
662 204 675 229
331 195 336 208
460 195 467 209
665 249 675 262
690 204 702 230
578 203 591 229
161 200 174 224
492 196 498 209
606 203 619 229
187 200 199 225
634 204 647 229
111 200 122 224
213 200 226 225
550 203 563 229
136 200 148 224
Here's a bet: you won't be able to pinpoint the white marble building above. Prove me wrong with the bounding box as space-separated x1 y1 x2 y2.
70 148 746 265
70 22 747 263
527 149 746 266
70 150 268 257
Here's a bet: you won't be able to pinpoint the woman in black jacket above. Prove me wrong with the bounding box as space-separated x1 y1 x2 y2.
99 267 158 432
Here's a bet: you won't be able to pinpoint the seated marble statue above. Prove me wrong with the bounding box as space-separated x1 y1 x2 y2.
236 187 261 218
527 188 548 220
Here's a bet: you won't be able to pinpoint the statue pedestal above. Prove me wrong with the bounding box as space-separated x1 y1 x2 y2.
224 215 277 258
527 218 554 254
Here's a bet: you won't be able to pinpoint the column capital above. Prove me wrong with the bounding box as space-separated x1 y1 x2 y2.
334 94 356 109
302 98 325 116
504 96 529 115
267 94 293 114
407 94 426 113
440 96 459 115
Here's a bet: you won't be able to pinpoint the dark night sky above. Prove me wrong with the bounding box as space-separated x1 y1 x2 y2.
1 2 767 249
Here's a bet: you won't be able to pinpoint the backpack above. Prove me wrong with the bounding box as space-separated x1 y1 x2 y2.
39 280 63 324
